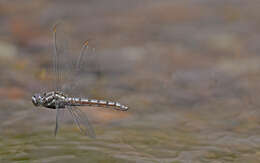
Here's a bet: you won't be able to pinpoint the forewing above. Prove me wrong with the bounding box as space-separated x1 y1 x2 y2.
53 23 74 92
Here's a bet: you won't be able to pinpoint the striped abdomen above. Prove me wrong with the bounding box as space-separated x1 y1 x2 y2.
66 97 129 111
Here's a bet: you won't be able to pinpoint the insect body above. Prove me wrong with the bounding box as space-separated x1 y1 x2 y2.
32 91 128 110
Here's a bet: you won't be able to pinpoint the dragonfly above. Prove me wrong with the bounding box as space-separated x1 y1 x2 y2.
32 24 129 138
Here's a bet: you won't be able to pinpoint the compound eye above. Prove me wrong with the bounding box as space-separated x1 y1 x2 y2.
32 96 39 106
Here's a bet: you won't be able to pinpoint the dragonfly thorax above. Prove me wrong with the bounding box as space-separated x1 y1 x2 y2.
32 91 68 109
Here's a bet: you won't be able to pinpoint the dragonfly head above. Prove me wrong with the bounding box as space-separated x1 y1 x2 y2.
32 93 43 107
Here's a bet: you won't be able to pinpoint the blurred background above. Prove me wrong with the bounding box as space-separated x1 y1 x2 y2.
1 0 260 162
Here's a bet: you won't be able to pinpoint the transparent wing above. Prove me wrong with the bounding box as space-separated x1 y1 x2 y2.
67 106 96 138
63 41 98 97
62 40 90 94
54 102 60 136
52 22 74 92
52 23 98 96
52 23 69 91
54 101 66 136
52 23 58 90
